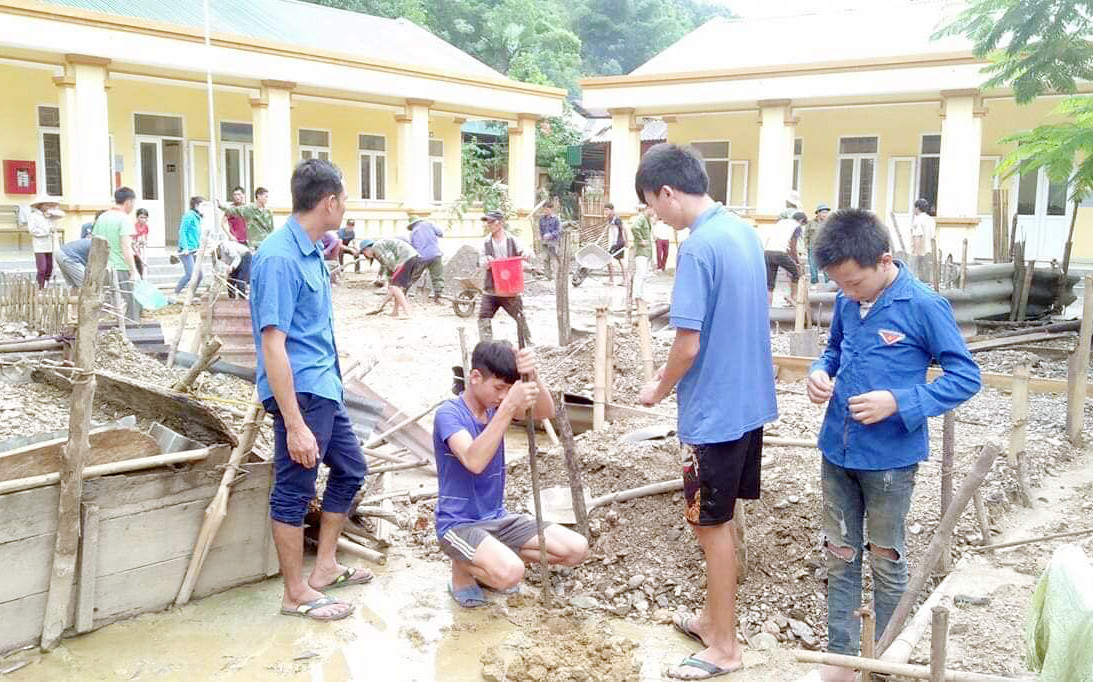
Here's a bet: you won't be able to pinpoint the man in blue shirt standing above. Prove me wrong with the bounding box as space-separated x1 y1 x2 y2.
800 209 980 682
407 217 445 301
637 144 777 680
250 159 371 623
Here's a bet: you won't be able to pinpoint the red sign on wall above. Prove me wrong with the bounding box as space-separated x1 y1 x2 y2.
3 160 36 195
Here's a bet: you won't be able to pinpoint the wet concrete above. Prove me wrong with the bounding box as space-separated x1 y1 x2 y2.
10 545 809 681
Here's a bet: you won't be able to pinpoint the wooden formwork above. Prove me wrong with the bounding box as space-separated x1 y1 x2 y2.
0 274 71 335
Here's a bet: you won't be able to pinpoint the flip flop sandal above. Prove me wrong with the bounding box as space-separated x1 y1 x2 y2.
665 655 742 680
449 581 488 608
477 579 519 595
317 566 374 591
280 596 354 621
672 613 708 647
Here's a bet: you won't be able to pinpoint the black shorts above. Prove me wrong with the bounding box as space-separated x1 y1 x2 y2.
610 245 625 261
681 428 763 526
390 256 421 290
764 251 799 290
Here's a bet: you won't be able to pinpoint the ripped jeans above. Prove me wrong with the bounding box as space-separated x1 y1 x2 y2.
821 457 917 655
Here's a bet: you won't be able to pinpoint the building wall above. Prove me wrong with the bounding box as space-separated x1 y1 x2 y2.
664 113 760 210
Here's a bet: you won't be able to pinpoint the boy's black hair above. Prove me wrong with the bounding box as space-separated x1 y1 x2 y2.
291 159 344 214
254 186 268 199
812 208 891 270
634 143 709 205
471 340 519 384
792 211 808 223
114 187 136 205
914 198 930 213
231 185 245 195
189 196 205 212
135 208 149 218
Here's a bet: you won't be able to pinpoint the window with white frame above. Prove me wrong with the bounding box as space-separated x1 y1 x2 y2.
38 106 63 197
359 134 386 200
836 136 878 210
691 140 730 205
918 134 940 209
299 129 330 161
429 138 443 203
792 138 802 193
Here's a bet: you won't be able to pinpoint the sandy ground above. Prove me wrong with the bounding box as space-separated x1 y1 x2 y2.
5 262 1092 680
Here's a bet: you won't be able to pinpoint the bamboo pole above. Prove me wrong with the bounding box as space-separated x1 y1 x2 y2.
516 316 550 606
175 388 264 607
40 236 108 651
876 442 1002 654
1067 273 1093 445
173 336 222 392
969 527 1093 552
1016 259 1034 322
458 325 471 381
0 447 214 496
336 536 387 565
959 239 968 289
939 412 954 572
795 274 808 331
593 305 607 430
792 651 1012 682
930 606 950 682
556 226 572 345
555 391 589 538
637 298 654 382
605 321 615 404
972 490 991 545
859 607 875 682
1010 364 1032 506
362 398 445 450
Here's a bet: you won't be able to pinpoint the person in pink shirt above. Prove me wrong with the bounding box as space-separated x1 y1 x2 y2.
225 186 249 244
133 207 150 277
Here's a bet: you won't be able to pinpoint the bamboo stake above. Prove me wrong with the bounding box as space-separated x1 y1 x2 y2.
40 236 108 651
637 299 654 382
1066 273 1093 445
795 274 808 331
555 391 589 538
175 388 264 607
0 447 213 496
335 536 387 565
1010 364 1032 507
940 412 954 572
110 269 126 335
792 651 1012 682
969 527 1093 552
368 460 429 475
858 606 875 682
972 490 991 545
593 305 607 430
457 326 471 381
876 442 1002 654
517 315 551 606
605 321 615 404
556 226 571 345
1016 259 1034 322
173 336 223 392
959 239 968 289
363 398 445 450
930 606 950 682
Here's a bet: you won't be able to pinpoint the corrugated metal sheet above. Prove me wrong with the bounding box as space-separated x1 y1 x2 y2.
583 118 667 144
41 0 503 80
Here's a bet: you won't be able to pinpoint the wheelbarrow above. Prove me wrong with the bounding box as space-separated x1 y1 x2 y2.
570 243 614 287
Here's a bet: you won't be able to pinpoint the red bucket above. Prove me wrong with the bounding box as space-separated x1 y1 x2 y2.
489 257 525 296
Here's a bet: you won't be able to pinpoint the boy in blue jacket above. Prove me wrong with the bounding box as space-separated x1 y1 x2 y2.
802 209 980 682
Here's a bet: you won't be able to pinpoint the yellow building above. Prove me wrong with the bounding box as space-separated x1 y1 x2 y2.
0 0 564 251
580 0 1091 264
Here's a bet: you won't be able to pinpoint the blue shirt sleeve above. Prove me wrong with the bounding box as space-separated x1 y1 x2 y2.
435 402 471 447
251 254 301 336
669 249 710 332
890 295 982 432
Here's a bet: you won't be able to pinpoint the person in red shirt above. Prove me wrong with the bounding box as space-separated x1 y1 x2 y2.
133 207 150 277
225 186 249 244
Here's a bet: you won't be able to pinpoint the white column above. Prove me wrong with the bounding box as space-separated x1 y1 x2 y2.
446 118 466 205
54 54 111 240
252 80 294 211
400 98 432 213
607 108 641 214
507 114 538 215
937 90 983 218
755 99 797 216
936 90 985 257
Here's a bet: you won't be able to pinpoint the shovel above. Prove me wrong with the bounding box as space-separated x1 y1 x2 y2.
534 478 683 525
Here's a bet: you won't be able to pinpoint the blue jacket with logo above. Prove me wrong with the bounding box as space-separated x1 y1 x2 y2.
811 264 981 470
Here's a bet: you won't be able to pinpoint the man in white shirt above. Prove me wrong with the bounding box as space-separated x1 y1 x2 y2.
910 198 935 279
760 211 806 305
478 211 532 343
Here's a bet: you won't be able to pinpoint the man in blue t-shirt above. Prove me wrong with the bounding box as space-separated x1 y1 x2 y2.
636 143 777 681
433 341 588 608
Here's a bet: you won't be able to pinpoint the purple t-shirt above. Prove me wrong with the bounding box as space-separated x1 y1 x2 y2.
319 231 339 260
432 394 506 538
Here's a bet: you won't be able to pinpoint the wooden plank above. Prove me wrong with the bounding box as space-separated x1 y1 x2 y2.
965 330 1073 353
0 592 56 653
76 504 99 634
0 485 59 542
0 533 55 604
0 428 159 482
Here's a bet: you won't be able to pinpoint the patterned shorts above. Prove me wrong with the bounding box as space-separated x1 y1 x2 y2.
681 428 764 526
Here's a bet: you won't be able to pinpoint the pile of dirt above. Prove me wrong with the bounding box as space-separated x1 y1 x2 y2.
479 614 641 682
537 325 673 404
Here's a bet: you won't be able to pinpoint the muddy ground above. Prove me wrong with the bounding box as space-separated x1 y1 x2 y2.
3 264 1091 680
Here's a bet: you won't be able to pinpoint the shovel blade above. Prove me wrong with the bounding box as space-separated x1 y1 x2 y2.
533 486 593 525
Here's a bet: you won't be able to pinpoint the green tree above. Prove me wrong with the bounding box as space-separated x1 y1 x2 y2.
940 0 1093 274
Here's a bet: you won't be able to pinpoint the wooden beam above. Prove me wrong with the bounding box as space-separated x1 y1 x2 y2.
40 236 108 652
75 503 100 634
0 447 218 496
1067 273 1093 445
793 651 1013 681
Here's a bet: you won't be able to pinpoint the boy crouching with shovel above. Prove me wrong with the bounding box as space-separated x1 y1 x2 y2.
433 340 589 607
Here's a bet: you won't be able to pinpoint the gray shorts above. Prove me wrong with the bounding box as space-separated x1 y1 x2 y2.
438 513 548 562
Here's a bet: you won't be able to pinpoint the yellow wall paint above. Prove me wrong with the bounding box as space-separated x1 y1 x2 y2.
0 64 60 205
666 114 759 208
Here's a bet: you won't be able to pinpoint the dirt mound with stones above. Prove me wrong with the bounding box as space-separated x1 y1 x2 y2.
480 614 641 682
